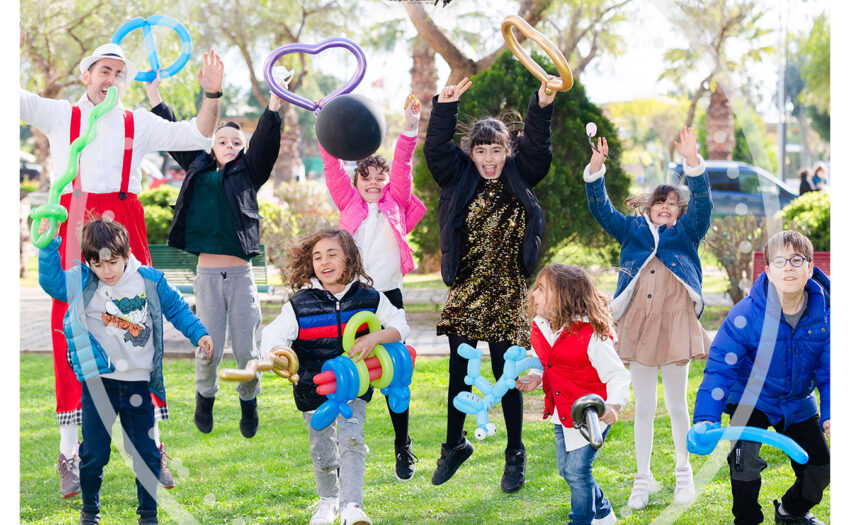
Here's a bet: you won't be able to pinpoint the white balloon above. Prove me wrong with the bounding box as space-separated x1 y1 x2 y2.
586 122 597 137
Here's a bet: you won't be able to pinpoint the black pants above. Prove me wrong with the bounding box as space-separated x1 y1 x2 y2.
382 288 410 447
726 404 830 524
445 333 524 451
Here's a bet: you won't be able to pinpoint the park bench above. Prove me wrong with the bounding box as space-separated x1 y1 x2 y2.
752 251 830 279
148 244 274 295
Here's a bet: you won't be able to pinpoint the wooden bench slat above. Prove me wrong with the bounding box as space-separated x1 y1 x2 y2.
149 244 273 294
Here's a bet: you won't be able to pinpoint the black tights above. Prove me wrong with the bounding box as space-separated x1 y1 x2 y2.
445 334 524 451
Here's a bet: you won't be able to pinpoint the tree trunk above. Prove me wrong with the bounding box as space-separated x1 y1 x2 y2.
411 36 437 143
272 103 300 186
706 85 735 161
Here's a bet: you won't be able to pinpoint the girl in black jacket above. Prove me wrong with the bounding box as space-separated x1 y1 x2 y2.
423 75 557 493
145 75 283 440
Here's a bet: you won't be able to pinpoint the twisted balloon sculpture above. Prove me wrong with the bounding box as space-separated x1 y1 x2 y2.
687 421 809 464
453 344 543 440
30 86 118 248
219 347 300 385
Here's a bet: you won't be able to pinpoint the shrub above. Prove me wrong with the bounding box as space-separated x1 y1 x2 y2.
139 186 179 244
705 215 769 304
779 190 829 250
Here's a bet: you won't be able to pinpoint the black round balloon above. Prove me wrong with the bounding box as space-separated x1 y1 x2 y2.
315 94 387 161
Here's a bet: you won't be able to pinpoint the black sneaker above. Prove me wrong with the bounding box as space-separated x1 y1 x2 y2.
500 446 526 493
395 437 418 482
79 509 101 525
431 434 474 486
137 512 158 525
239 397 259 439
194 392 215 434
773 499 825 525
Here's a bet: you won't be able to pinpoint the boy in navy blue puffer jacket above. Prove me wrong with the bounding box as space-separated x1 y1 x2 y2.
693 230 829 525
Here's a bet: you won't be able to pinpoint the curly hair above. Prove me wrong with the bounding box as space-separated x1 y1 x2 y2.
527 264 614 340
624 184 689 217
286 228 373 291
353 155 390 186
458 109 524 153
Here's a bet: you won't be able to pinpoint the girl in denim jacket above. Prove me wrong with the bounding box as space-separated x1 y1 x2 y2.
584 128 712 509
320 97 426 482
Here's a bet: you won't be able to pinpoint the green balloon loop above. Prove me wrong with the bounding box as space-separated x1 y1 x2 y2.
30 86 119 249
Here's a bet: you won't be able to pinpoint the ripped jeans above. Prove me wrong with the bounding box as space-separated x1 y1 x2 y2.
302 399 369 508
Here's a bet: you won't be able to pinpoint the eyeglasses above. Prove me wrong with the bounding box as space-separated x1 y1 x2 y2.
769 255 808 268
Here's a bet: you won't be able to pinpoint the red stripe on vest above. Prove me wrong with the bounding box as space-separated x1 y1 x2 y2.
69 106 134 196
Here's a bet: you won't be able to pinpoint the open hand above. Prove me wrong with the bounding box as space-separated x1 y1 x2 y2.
348 333 378 363
269 92 283 112
198 335 213 359
143 69 163 106
589 137 609 173
674 127 699 167
197 48 224 93
437 77 472 103
404 95 421 131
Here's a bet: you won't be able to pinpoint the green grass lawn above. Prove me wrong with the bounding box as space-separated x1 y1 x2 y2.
20 354 829 524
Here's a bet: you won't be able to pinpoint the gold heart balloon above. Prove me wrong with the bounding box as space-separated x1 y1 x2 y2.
501 15 574 95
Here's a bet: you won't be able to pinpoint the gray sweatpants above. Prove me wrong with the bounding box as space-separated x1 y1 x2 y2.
193 265 262 400
302 399 369 508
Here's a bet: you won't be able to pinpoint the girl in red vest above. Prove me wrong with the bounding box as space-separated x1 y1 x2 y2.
517 264 630 525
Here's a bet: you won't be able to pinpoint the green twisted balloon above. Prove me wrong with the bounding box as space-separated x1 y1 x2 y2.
30 86 119 248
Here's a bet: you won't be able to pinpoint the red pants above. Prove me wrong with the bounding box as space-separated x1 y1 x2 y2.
51 191 161 420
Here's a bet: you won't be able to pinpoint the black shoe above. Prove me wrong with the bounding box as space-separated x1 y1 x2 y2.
239 397 259 439
773 499 825 525
79 510 101 525
194 392 214 434
431 433 474 486
395 437 418 482
501 446 526 493
137 513 158 525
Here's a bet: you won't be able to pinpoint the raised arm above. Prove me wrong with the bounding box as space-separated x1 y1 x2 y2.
243 92 283 189
583 137 629 244
145 70 204 170
513 79 556 187
674 128 713 243
423 78 473 188
194 48 223 138
388 97 420 207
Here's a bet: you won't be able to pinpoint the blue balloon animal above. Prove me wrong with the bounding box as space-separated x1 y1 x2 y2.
452 344 542 440
687 422 809 464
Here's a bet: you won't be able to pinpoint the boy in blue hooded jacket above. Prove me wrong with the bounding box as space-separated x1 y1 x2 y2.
693 230 829 525
39 218 212 525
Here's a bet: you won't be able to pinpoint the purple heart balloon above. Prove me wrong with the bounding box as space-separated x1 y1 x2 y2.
263 38 367 113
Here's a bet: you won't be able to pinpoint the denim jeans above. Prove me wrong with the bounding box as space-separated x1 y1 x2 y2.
554 424 612 525
302 399 368 509
79 378 159 518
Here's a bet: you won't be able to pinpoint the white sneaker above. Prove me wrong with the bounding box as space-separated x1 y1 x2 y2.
592 509 617 525
626 473 658 510
673 465 696 505
339 502 372 525
308 496 339 525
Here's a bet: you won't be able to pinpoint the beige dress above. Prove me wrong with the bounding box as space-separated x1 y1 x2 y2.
615 257 711 366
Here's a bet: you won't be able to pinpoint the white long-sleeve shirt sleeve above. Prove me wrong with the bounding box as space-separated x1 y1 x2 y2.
260 301 299 357
376 291 410 341
587 333 631 408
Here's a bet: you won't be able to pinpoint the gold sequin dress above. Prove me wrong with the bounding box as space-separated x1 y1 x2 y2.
436 178 530 347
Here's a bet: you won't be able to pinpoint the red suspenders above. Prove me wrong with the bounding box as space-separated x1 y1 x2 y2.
69 105 134 199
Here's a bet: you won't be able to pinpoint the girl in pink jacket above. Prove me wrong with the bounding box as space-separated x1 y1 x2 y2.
320 95 427 482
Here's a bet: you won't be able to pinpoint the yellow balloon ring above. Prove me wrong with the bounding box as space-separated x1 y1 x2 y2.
501 15 574 94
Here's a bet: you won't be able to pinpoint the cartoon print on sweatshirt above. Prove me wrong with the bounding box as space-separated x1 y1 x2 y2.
101 290 152 347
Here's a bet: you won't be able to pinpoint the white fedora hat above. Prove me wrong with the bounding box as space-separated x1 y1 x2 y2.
79 43 137 81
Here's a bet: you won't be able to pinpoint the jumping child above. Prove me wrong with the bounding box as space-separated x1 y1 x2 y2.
423 75 558 492
584 128 712 508
320 95 426 481
517 264 630 525
261 228 410 525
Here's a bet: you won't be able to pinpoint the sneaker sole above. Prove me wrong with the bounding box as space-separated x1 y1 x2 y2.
395 471 414 482
62 489 81 498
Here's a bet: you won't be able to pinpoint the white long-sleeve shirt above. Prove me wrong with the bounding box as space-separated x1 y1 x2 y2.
354 202 404 292
530 315 631 452
20 89 213 194
260 278 410 357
